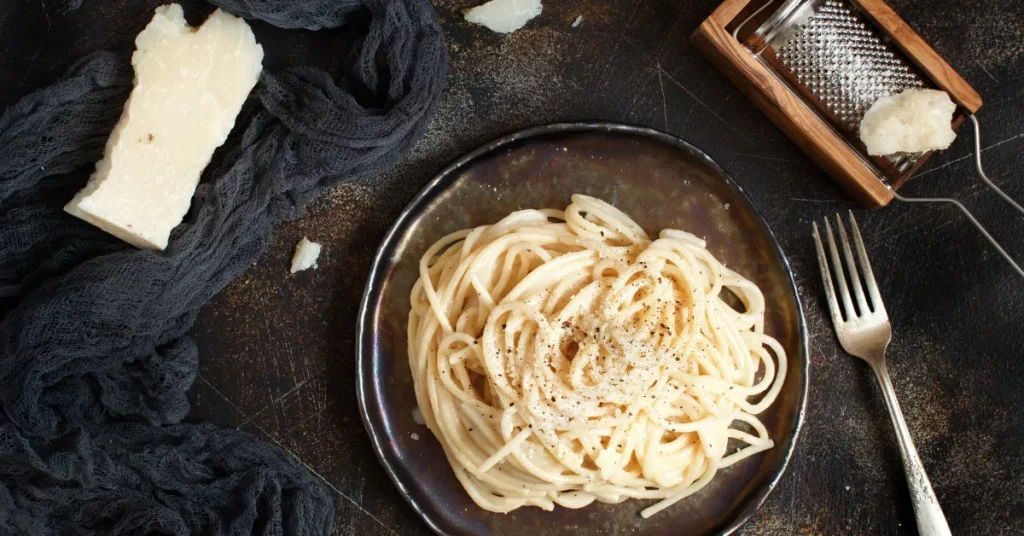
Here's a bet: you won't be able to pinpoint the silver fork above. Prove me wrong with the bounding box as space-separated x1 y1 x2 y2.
812 212 952 536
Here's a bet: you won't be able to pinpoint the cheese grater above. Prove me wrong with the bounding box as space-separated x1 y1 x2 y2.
693 0 1024 277
759 0 924 130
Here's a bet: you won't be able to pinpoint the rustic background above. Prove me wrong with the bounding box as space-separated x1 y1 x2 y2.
2 0 1023 534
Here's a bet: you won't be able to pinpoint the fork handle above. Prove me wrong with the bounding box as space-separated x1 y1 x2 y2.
873 363 953 536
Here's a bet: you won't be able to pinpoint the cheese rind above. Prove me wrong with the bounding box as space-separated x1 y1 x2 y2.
65 4 263 250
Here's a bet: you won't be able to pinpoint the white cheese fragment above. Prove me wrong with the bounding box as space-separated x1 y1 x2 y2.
572 15 583 28
64 4 263 250
859 88 957 156
290 237 321 273
464 0 543 34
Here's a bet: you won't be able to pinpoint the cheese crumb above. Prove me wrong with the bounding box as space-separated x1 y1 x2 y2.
64 4 263 250
572 15 583 28
859 88 957 156
464 0 543 34
290 238 322 273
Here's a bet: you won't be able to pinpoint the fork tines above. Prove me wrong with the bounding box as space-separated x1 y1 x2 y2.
812 212 886 324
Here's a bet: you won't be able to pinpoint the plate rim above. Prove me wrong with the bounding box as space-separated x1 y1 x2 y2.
355 121 809 536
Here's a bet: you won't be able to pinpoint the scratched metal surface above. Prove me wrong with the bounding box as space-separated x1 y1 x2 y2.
1 0 1023 535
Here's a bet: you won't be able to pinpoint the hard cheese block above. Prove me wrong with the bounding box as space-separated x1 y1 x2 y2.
65 4 263 250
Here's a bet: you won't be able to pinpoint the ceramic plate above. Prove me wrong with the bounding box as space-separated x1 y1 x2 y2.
356 123 808 535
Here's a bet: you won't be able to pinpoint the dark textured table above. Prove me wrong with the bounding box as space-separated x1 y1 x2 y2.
3 1 1023 534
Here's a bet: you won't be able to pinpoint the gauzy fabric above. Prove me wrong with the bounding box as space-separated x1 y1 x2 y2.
0 0 447 533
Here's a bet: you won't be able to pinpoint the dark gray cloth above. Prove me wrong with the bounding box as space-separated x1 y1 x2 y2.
0 0 447 534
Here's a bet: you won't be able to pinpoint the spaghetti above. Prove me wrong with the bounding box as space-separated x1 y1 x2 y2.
407 195 786 517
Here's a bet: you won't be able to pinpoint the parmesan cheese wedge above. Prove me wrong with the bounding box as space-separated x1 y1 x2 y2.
65 4 263 250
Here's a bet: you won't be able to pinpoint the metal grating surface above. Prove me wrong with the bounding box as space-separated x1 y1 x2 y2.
775 0 925 131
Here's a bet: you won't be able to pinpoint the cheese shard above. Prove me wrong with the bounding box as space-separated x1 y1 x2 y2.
464 0 543 34
859 88 957 156
65 4 263 250
290 237 321 273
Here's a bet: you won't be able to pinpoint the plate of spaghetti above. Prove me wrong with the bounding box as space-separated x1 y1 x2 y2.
357 123 807 536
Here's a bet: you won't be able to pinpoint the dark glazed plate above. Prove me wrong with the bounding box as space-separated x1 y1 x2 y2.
356 123 808 536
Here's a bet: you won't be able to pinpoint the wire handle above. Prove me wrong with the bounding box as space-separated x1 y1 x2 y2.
892 192 1024 278
968 114 1024 216
731 0 775 41
891 114 1024 278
